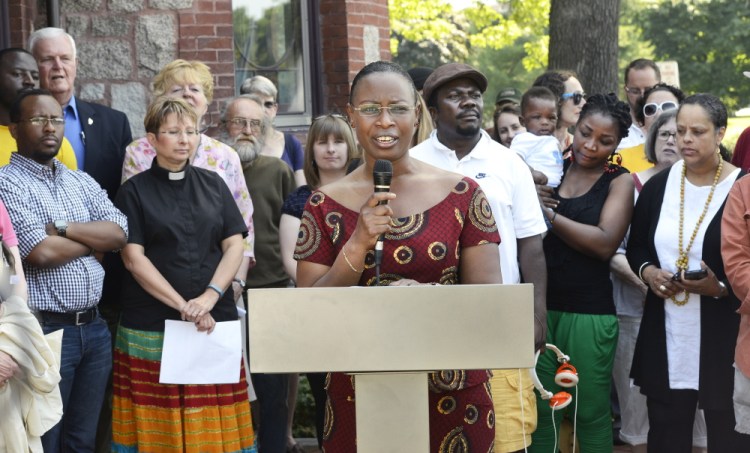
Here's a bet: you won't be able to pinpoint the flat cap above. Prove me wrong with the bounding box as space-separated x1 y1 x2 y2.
422 63 488 103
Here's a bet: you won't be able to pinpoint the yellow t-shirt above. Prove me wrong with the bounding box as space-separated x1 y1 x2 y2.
0 125 78 169
618 144 652 174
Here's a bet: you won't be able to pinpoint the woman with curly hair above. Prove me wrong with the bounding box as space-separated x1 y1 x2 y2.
532 93 634 452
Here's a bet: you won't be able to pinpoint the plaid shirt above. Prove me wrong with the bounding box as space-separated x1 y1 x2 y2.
0 153 128 312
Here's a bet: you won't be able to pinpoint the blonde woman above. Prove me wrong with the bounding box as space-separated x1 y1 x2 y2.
122 59 253 296
113 97 256 452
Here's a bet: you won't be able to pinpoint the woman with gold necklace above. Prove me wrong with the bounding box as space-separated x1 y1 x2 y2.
627 94 750 452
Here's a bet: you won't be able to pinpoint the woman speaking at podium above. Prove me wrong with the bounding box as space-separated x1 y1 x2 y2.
295 61 502 452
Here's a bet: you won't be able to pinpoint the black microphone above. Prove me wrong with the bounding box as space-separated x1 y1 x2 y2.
373 159 392 268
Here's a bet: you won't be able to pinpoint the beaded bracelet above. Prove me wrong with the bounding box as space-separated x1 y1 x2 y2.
207 283 224 298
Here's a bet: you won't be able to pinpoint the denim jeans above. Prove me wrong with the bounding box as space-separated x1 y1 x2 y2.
41 315 112 453
251 373 290 453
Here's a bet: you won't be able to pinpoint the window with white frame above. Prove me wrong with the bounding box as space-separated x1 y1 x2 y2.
233 0 313 127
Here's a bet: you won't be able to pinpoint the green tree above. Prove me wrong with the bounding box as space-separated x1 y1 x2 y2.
389 0 470 67
389 0 550 124
638 0 750 112
389 0 549 72
618 0 656 81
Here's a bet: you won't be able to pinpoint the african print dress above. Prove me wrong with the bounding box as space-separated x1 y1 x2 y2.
295 177 500 453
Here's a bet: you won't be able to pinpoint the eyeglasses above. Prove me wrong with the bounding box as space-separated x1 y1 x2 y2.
625 86 654 96
656 130 678 141
352 104 416 117
560 92 585 105
20 116 65 127
158 129 199 138
263 101 277 109
227 117 262 131
643 101 678 117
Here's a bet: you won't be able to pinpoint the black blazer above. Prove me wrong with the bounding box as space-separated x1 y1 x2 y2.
76 98 132 312
76 98 132 200
626 166 744 410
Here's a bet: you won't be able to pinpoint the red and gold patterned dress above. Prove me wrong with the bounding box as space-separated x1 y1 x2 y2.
295 177 500 453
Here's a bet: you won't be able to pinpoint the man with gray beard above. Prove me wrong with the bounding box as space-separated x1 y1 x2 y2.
218 94 296 452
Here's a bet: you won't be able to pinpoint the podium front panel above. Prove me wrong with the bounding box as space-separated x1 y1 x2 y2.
248 284 533 373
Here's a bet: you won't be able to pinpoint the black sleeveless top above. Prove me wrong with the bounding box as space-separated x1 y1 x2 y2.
544 163 628 315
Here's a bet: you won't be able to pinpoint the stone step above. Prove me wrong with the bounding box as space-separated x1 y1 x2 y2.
294 438 321 453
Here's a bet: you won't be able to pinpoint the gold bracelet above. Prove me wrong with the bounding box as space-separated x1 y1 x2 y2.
342 248 362 273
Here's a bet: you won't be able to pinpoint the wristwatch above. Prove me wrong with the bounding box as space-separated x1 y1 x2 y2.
53 220 68 238
233 278 246 288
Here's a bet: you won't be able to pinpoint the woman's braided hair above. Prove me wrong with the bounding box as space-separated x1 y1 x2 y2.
578 93 632 142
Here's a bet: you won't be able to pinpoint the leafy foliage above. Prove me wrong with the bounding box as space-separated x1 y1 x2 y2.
389 0 550 124
389 0 470 65
389 0 549 72
637 0 750 112
291 376 317 438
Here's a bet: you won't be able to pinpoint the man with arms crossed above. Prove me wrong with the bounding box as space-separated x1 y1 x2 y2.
0 89 127 452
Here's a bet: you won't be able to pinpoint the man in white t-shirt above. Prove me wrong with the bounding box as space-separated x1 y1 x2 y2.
411 62 548 453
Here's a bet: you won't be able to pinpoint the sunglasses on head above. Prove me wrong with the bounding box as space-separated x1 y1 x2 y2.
643 101 677 117
314 113 347 122
560 92 585 105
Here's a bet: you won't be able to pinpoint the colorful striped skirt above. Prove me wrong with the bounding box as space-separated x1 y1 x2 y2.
112 325 257 453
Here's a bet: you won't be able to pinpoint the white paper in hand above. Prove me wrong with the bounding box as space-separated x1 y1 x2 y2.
159 320 242 384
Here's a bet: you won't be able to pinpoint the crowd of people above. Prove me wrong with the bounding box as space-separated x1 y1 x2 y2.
1 25 750 453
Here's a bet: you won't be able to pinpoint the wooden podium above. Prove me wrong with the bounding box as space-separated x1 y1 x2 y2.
248 284 533 452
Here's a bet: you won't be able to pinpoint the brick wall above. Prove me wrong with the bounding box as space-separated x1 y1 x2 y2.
6 0 391 136
7 0 37 48
177 0 235 126
319 0 390 113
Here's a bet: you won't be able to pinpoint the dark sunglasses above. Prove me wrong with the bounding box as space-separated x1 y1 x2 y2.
560 92 585 105
643 101 678 117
